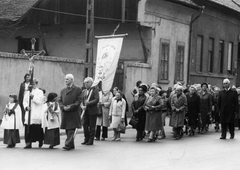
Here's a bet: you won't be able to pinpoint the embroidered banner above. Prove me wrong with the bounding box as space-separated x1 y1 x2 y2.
93 36 124 92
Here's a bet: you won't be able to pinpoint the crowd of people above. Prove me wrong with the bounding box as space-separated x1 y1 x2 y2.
1 73 239 150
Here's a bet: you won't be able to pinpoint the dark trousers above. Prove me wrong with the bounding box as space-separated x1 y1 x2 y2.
221 123 235 138
25 124 44 144
95 126 108 138
65 129 75 148
175 127 182 137
83 113 97 143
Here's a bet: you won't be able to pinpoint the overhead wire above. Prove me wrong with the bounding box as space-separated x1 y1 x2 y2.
30 7 137 23
30 7 161 24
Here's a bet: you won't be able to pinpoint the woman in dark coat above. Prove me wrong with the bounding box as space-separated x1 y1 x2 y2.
199 83 212 134
186 85 200 136
131 85 147 141
144 87 163 142
212 87 220 132
18 73 30 124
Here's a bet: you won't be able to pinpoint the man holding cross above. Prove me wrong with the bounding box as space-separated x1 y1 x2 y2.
23 78 44 148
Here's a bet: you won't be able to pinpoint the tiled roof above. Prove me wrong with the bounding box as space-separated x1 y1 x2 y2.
0 0 39 21
209 0 240 13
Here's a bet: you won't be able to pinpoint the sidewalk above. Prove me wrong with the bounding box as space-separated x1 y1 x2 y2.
0 118 132 141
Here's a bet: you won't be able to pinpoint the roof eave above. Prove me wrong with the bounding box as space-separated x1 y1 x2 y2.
165 0 203 11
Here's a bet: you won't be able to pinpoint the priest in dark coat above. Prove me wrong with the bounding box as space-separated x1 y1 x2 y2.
18 73 30 124
218 78 238 139
59 74 82 150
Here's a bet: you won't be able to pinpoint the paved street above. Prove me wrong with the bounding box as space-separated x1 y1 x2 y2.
1 120 240 170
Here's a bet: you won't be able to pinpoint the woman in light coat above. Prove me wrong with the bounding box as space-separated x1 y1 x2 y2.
1 94 23 148
95 90 113 141
170 86 187 140
109 91 126 141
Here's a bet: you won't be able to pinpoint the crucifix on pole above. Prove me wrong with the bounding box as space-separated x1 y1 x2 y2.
20 38 45 133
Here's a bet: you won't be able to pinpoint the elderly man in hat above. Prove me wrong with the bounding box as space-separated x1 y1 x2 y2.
218 78 238 139
59 74 82 150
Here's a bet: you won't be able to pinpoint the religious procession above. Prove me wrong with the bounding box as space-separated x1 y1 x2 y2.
1 69 239 150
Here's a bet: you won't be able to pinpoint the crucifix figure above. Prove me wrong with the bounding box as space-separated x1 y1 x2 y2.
20 38 45 133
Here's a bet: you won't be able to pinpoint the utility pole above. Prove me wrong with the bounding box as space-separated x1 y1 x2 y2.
85 0 94 78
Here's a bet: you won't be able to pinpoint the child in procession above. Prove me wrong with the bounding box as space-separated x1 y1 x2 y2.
1 94 23 148
42 92 61 149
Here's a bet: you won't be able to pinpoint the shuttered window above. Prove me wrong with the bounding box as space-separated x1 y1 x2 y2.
159 40 170 80
175 43 184 81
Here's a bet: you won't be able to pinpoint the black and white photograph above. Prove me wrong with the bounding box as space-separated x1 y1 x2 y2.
1 0 240 170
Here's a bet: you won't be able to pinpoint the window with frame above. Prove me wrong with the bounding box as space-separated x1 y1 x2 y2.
158 40 169 81
227 42 233 74
196 35 203 72
219 40 224 74
208 38 214 73
175 43 184 81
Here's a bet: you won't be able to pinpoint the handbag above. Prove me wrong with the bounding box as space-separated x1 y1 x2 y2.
129 116 138 129
97 105 103 117
117 122 126 133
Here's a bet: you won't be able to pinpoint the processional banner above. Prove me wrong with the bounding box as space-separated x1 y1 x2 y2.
92 36 124 92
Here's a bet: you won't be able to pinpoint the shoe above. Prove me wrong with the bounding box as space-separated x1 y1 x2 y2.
147 138 153 142
220 136 226 139
112 137 117 141
160 135 166 139
101 138 105 141
7 145 14 148
95 137 100 141
24 144 32 149
49 145 54 149
175 136 180 140
38 141 43 148
86 142 93 145
81 140 88 145
230 136 234 139
136 138 140 141
115 138 121 141
62 146 71 150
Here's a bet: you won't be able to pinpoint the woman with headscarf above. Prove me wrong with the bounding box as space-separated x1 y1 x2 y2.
186 85 200 136
131 85 147 141
95 90 113 141
144 86 163 142
199 83 212 134
170 86 187 140
212 86 221 132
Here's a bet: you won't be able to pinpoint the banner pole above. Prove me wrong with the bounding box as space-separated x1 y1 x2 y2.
95 33 128 39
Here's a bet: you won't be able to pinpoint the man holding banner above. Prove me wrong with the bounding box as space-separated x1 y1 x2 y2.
81 77 99 145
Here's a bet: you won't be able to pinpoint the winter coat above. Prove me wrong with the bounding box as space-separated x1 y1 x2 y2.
170 93 187 128
59 84 82 129
218 88 238 123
